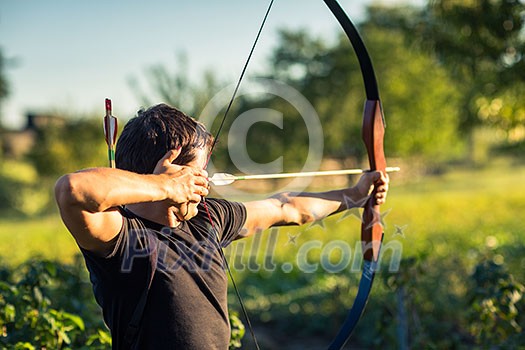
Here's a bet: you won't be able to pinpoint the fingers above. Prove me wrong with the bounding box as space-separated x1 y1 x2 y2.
161 148 182 165
372 171 389 205
177 169 209 198
150 149 212 220
155 149 209 176
193 181 209 198
194 169 209 184
173 203 190 222
356 170 389 205
161 164 209 206
153 149 180 175
188 168 209 198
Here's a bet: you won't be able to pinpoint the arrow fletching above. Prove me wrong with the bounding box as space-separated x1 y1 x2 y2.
209 173 239 186
103 98 118 168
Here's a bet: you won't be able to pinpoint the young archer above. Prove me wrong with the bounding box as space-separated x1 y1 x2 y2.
55 103 388 349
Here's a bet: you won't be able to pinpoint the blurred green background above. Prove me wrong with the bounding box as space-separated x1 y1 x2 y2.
1 1 524 349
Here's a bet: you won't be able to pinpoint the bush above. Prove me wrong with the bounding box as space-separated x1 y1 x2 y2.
0 257 110 349
0 256 246 349
468 259 525 348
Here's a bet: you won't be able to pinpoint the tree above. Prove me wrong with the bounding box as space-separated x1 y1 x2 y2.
0 48 10 127
264 18 464 167
397 0 525 145
128 52 222 118
27 115 107 177
127 7 467 171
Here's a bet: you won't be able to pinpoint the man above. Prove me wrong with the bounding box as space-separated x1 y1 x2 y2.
55 103 388 349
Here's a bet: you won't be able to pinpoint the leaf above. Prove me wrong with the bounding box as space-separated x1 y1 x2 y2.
44 261 57 277
3 303 16 322
13 342 36 350
86 329 112 346
57 329 71 345
60 311 85 331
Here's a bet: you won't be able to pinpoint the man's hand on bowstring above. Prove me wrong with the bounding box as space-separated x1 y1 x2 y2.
153 149 209 207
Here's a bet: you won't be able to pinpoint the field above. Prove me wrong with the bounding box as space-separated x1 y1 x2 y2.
225 162 525 348
1 161 524 348
2 162 522 268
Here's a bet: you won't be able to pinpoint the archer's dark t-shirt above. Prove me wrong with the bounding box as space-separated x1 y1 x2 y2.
81 198 247 350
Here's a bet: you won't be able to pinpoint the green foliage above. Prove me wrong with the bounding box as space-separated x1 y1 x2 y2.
422 0 525 84
0 256 249 349
0 160 51 217
128 18 469 171
122 1 525 170
363 24 464 163
221 163 525 349
27 117 107 177
228 311 245 349
401 0 525 140
261 24 464 167
229 247 525 349
0 47 13 123
0 257 110 349
468 258 524 347
0 114 109 217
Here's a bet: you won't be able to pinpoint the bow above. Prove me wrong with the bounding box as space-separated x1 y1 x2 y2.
323 0 387 348
206 1 387 348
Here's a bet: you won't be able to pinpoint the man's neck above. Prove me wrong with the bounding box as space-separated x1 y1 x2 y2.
126 203 181 228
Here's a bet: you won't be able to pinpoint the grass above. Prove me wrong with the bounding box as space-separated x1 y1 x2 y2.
223 162 525 277
0 212 79 266
0 162 524 272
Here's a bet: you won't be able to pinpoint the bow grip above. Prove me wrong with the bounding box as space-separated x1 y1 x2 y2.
361 100 386 262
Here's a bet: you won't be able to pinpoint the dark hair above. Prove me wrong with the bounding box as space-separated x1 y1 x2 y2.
115 103 213 174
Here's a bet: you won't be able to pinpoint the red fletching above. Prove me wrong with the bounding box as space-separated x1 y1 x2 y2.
105 98 112 117
103 99 117 147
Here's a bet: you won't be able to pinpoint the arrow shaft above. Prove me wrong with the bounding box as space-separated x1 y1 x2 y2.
213 166 399 184
241 167 399 180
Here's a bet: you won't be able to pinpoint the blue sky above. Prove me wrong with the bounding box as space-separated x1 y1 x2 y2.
1 0 423 128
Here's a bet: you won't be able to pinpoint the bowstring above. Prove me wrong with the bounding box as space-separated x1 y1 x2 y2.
202 1 275 349
206 0 275 164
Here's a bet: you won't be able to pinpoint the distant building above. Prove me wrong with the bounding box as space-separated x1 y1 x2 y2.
1 113 65 159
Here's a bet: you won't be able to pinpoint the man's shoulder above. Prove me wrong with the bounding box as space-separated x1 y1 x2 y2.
198 197 246 215
193 198 247 243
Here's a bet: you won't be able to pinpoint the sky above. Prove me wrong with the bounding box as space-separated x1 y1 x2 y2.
1 0 424 129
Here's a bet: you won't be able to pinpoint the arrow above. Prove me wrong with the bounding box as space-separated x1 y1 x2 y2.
209 166 400 186
103 98 118 168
